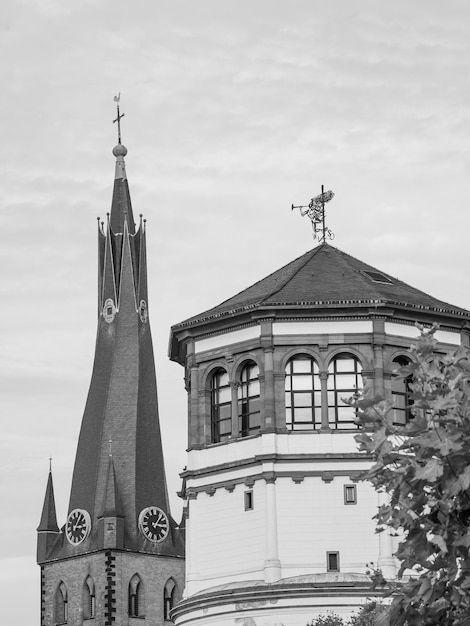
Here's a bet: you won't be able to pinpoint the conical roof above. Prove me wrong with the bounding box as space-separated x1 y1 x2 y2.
37 471 59 533
173 243 469 330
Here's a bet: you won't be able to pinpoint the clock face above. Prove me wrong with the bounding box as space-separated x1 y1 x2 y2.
138 506 169 543
66 508 91 545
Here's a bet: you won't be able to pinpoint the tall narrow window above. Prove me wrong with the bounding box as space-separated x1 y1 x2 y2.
327 354 362 429
210 369 231 443
163 578 176 621
285 355 321 430
238 361 261 437
128 574 144 618
55 582 68 624
344 484 357 505
83 576 95 619
392 356 412 425
327 551 340 572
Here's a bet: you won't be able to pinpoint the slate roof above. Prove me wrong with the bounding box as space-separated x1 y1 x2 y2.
37 471 59 533
173 243 469 330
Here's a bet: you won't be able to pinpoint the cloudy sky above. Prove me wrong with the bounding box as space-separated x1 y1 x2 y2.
1 0 469 622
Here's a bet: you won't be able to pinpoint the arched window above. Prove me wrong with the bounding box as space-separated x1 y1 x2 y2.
163 577 176 621
238 361 261 437
285 355 321 430
210 369 231 443
128 574 144 618
54 581 68 624
392 355 413 425
83 576 95 620
327 353 362 429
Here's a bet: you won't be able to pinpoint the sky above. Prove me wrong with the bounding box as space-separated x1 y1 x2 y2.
1 0 469 623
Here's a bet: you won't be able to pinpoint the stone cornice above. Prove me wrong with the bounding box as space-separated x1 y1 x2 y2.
181 451 371 480
181 468 368 496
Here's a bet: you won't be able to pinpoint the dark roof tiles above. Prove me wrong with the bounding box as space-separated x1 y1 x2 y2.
174 243 469 329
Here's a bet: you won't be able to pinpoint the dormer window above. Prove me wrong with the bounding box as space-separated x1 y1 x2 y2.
361 270 393 284
103 298 116 323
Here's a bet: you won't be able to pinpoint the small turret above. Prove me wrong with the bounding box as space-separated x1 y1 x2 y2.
36 469 60 564
97 454 125 549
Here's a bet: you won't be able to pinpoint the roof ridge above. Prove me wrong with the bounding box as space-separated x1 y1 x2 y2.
331 247 386 301
260 245 322 304
191 246 320 315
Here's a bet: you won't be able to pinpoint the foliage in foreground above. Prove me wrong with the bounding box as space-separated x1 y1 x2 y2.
354 329 470 625
306 601 389 625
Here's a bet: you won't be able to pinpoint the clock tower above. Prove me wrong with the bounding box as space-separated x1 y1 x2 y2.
37 129 184 625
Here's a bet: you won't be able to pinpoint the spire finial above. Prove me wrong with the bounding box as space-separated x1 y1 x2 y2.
292 185 335 243
49 456 52 472
113 93 125 145
109 439 113 457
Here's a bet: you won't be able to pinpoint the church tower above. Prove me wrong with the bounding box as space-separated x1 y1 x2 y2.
37 114 184 626
169 234 470 624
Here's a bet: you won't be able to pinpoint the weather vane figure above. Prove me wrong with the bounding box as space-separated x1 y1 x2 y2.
113 93 125 144
292 185 335 243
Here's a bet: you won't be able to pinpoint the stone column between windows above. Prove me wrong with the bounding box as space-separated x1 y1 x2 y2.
230 381 239 438
189 359 200 447
319 370 330 431
264 473 281 583
185 491 200 595
373 344 385 396
377 491 397 579
263 347 275 432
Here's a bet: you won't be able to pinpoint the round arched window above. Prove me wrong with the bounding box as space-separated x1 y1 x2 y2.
285 355 321 430
391 355 412 425
238 362 260 437
327 354 362 429
210 369 232 443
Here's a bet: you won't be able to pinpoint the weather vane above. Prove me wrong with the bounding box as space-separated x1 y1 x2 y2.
292 185 335 242
113 93 125 144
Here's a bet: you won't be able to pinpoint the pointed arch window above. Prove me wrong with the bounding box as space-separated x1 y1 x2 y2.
238 361 261 437
210 368 232 443
285 355 321 430
392 355 413 425
83 576 95 620
163 577 176 621
327 353 362 429
54 581 68 624
128 574 144 618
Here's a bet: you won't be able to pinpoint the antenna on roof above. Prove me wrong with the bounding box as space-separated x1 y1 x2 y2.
292 185 335 243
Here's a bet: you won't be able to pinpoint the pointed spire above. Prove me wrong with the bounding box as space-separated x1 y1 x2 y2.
110 96 135 235
100 455 124 518
101 212 118 312
37 469 59 533
137 215 149 311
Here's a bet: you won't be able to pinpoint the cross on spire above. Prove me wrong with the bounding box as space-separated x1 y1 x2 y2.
291 185 335 243
113 93 125 145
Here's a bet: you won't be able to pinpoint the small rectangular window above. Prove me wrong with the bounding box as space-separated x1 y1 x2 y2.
327 551 340 572
244 490 254 511
344 484 357 505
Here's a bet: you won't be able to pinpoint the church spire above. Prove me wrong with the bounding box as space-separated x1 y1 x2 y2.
37 108 184 625
42 130 183 559
37 468 59 563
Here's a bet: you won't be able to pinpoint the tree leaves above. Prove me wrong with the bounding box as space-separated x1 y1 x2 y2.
354 329 470 626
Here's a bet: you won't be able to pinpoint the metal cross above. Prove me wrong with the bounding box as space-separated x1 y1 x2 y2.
113 93 125 144
292 184 335 243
